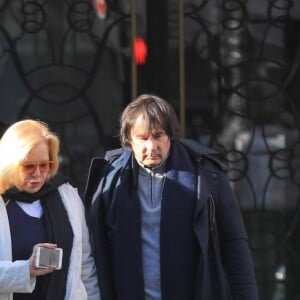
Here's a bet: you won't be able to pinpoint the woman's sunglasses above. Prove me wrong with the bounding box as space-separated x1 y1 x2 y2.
21 161 53 174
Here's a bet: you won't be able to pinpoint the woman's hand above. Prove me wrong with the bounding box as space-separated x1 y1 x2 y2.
29 243 57 278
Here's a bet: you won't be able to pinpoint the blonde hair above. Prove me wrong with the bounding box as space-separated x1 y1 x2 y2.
0 119 60 194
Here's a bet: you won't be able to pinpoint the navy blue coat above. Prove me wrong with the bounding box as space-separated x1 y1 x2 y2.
85 140 258 300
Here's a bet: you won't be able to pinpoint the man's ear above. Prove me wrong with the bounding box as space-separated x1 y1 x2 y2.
126 137 132 149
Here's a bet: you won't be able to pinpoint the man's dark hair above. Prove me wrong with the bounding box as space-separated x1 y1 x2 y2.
120 94 180 147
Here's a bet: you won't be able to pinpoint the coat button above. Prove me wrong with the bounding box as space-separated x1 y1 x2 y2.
211 172 218 180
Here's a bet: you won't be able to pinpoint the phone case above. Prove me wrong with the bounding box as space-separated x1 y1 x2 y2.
34 247 63 270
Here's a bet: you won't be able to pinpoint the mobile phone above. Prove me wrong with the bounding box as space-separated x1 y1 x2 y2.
34 247 63 270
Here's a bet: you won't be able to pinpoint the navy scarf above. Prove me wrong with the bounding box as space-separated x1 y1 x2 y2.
112 142 199 300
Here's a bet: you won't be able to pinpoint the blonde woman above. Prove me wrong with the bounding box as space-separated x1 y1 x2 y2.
0 120 100 300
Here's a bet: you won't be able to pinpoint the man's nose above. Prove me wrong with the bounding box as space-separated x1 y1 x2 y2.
145 137 157 149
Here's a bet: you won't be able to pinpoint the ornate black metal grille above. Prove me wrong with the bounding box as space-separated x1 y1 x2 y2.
0 0 300 298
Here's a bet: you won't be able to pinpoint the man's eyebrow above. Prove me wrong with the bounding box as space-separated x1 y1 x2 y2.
153 129 165 133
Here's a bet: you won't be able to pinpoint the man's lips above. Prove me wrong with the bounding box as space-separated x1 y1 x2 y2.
146 156 160 160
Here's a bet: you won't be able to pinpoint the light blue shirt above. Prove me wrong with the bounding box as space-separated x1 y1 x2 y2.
137 162 166 300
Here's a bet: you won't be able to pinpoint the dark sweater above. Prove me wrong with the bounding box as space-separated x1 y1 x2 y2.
7 200 47 300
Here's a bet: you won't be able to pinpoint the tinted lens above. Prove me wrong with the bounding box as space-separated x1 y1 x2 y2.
39 162 51 172
22 163 36 173
22 161 53 174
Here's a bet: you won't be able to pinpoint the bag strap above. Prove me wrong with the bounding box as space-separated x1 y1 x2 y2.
202 162 233 299
195 157 217 234
208 193 216 232
180 138 228 171
84 148 124 208
84 157 109 208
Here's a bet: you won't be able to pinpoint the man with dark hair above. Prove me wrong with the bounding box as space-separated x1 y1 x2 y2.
85 94 258 300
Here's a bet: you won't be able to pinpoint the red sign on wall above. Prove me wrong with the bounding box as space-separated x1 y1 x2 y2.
134 37 147 65
93 0 107 20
